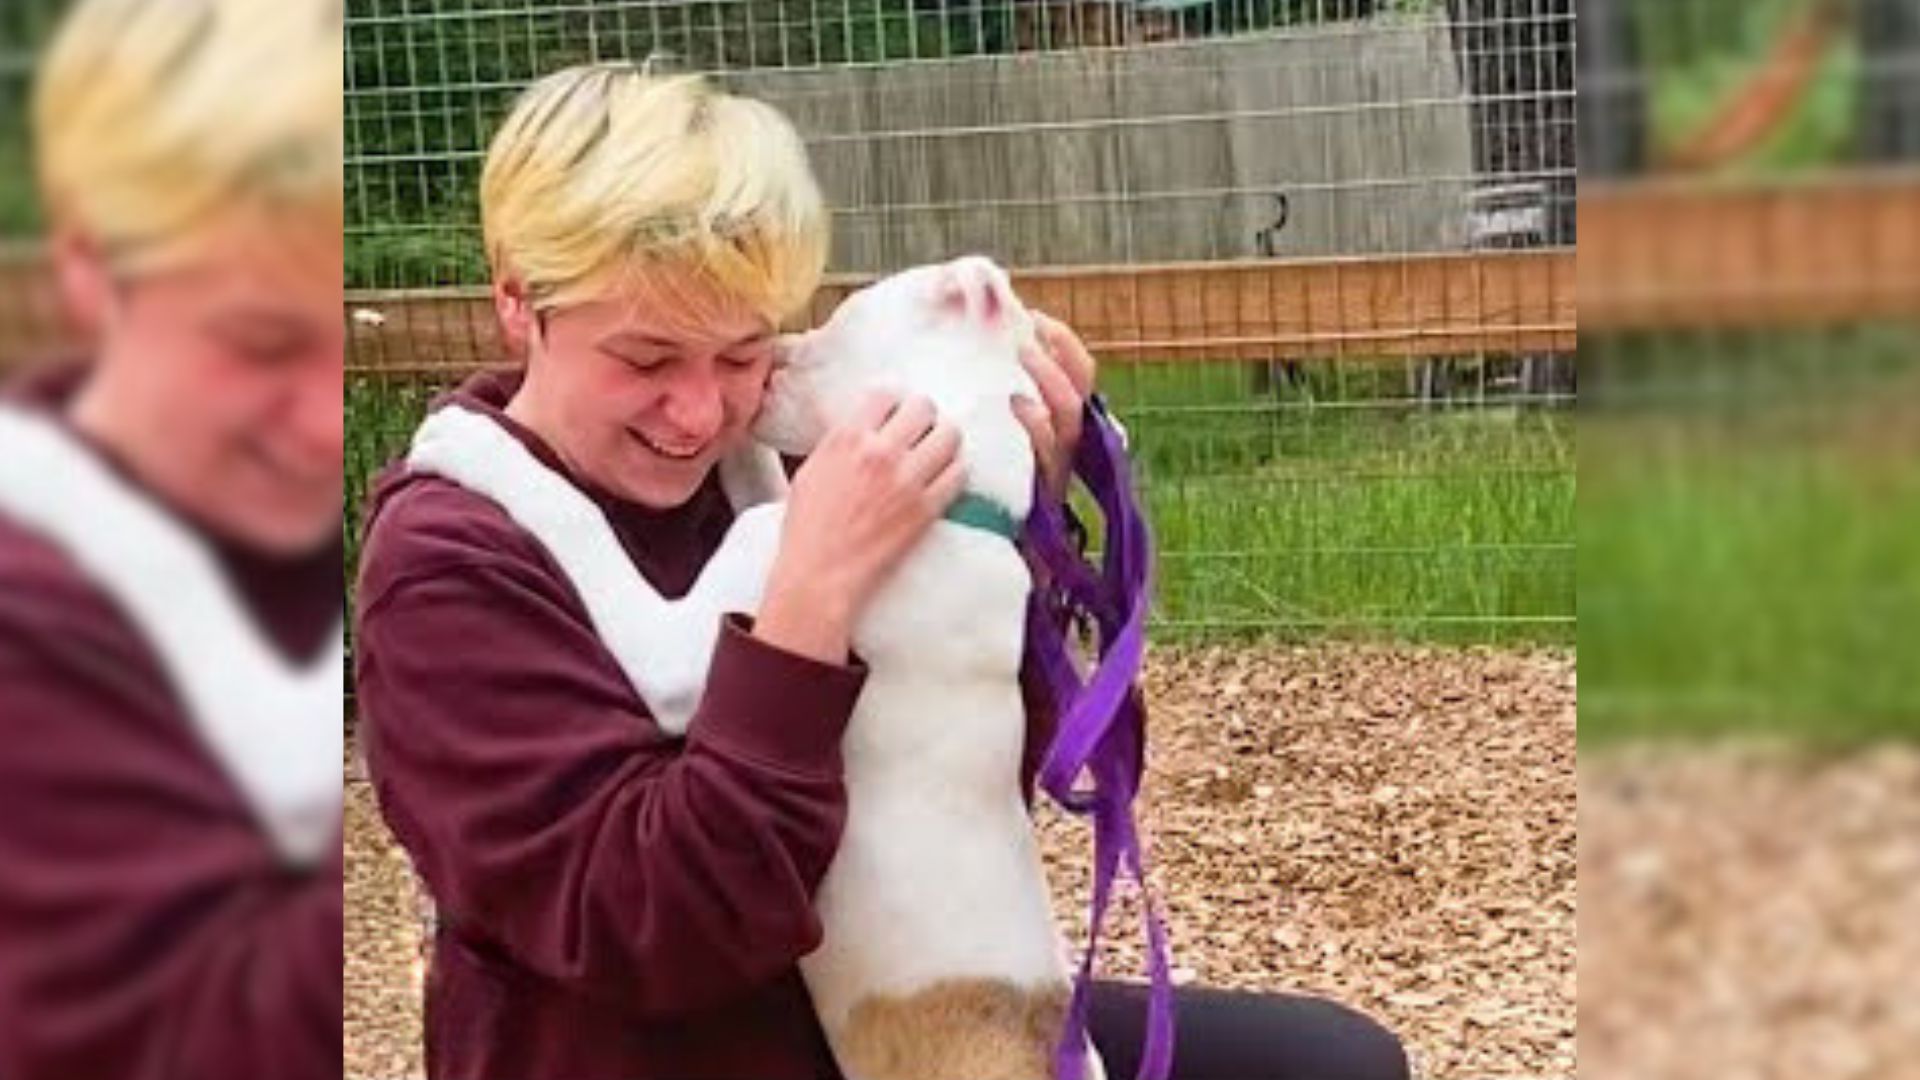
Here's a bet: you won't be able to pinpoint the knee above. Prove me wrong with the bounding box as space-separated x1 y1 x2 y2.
1315 999 1410 1080
1247 994 1410 1080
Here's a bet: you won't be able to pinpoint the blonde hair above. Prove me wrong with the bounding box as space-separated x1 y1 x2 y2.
481 64 828 328
31 0 343 274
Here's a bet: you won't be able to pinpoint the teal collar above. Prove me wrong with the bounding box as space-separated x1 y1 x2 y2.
944 491 1021 541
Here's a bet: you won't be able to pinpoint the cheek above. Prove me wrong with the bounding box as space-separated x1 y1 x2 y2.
199 353 291 437
725 367 770 426
581 360 664 424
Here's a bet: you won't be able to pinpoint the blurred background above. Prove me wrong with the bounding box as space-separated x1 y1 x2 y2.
0 4 69 365
1581 0 1919 743
1579 0 1919 1077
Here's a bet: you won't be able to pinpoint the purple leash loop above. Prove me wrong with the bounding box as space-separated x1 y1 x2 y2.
1022 395 1175 1080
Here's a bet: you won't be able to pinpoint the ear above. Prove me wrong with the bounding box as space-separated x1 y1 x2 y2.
48 229 115 339
493 276 537 358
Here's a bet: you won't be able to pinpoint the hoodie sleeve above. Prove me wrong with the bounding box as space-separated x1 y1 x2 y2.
354 480 865 1018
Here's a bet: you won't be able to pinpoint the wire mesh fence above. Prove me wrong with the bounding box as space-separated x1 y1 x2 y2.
343 0 1578 643
0 2 1580 642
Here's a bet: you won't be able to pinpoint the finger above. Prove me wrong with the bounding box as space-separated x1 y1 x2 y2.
1021 346 1083 452
1021 343 1081 420
877 394 938 451
1012 395 1060 474
902 421 963 486
1032 311 1097 399
850 388 901 431
924 454 969 516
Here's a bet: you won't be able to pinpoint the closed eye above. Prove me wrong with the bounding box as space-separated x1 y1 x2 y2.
601 346 670 371
721 342 775 369
208 313 315 366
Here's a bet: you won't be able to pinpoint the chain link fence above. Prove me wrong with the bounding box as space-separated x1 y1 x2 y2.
343 0 1578 643
1 3 1582 642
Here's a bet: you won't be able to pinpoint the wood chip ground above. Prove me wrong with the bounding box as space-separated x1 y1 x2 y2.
348 644 1578 1080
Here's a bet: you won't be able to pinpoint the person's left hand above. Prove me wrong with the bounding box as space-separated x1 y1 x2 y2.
1012 311 1097 504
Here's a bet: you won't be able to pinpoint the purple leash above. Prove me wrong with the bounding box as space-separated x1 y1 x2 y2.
1023 395 1175 1080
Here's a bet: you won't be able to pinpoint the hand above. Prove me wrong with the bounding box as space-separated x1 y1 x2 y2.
754 391 965 664
1012 311 1098 504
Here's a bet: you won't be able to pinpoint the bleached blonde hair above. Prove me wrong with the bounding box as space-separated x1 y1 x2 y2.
481 64 829 329
31 0 343 274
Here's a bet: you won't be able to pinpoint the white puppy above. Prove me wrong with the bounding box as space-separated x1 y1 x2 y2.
764 256 1102 1080
678 256 1101 1080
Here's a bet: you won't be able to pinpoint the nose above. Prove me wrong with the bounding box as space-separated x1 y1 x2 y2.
661 364 726 442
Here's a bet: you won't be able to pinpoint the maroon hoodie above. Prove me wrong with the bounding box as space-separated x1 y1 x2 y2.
0 365 344 1080
355 371 1059 1080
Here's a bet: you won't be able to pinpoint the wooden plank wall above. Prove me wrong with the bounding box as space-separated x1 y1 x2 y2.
744 22 1475 272
1580 177 1920 329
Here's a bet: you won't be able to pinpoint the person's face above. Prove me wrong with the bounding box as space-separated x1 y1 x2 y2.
59 215 345 554
516 281 778 509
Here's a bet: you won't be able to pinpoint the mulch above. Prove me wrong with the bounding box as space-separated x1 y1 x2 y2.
347 643 1578 1080
1581 743 1920 1080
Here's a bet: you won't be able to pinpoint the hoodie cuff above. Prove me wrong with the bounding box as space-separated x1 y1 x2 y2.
687 613 867 776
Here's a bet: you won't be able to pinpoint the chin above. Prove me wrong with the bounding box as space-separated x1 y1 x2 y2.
226 508 341 557
623 475 707 510
605 457 706 510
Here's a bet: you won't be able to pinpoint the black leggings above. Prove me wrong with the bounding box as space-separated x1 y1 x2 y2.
1088 981 1409 1080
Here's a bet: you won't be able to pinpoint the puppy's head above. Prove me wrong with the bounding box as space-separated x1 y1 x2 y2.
756 255 1041 459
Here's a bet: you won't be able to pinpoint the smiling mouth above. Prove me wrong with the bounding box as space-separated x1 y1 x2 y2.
632 429 708 461
246 440 334 489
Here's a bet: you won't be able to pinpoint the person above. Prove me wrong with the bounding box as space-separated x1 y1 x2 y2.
355 63 1408 1080
0 1 344 1078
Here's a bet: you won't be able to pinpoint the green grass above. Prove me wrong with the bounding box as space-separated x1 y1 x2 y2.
1103 364 1573 641
347 362 1577 645
1580 337 1920 746
0 132 38 239
345 376 459 573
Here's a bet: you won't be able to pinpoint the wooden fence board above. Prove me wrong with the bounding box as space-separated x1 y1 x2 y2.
342 250 1577 377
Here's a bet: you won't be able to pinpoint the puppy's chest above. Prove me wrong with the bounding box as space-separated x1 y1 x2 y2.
854 526 1031 674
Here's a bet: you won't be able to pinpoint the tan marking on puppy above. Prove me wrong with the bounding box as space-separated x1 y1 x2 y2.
837 977 1073 1080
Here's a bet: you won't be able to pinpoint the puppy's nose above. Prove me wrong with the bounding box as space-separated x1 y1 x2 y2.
936 257 1010 326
